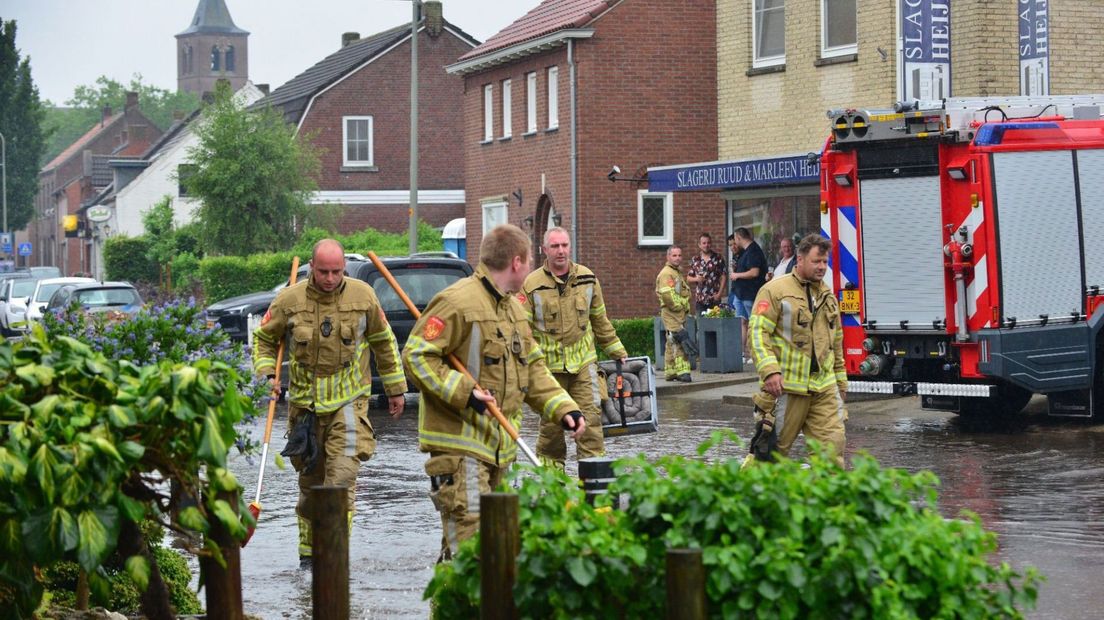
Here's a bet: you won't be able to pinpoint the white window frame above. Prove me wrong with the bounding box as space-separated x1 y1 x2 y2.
752 0 786 68
482 200 508 235
483 84 494 142
342 115 374 167
637 190 674 246
547 66 559 129
501 79 512 138
526 72 538 134
820 0 857 58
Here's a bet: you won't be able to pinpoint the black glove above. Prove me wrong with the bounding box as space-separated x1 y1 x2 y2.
561 410 584 430
467 391 488 414
672 329 699 358
280 411 320 473
749 417 777 462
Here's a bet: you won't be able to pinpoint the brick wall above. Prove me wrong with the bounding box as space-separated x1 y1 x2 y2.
1049 1 1104 93
335 202 463 234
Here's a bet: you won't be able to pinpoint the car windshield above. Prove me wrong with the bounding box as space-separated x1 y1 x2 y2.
74 288 141 307
12 280 36 297
365 267 468 313
35 283 64 302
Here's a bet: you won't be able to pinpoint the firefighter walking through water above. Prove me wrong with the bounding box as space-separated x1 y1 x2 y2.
521 227 628 470
746 234 847 466
656 245 695 382
252 239 407 567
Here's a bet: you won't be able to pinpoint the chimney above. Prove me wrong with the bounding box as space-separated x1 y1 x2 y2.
342 32 360 47
424 1 443 37
101 105 112 126
125 91 138 111
256 83 270 96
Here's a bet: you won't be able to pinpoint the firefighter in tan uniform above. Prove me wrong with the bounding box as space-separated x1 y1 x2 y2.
402 224 585 561
656 245 695 382
746 234 848 466
253 239 407 567
521 227 628 470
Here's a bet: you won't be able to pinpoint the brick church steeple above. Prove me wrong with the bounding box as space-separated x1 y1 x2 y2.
176 0 249 96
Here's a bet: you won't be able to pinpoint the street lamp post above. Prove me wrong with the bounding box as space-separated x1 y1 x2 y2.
408 0 420 255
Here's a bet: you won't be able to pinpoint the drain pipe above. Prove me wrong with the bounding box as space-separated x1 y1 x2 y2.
569 38 578 262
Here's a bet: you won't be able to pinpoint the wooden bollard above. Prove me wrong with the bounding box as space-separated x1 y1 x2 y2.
666 548 706 620
201 491 244 620
480 492 519 620
311 485 350 620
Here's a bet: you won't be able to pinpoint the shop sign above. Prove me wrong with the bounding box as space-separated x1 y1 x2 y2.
648 154 819 192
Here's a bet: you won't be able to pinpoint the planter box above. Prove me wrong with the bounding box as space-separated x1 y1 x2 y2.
696 316 743 373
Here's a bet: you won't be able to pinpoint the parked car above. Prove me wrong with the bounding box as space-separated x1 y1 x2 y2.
28 266 62 279
0 278 38 336
204 254 473 399
25 277 97 323
45 281 143 318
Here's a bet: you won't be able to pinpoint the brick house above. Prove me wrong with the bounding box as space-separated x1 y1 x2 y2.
447 0 719 319
31 92 161 274
257 1 476 234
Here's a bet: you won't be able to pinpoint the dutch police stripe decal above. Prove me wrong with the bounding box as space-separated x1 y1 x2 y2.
835 206 862 327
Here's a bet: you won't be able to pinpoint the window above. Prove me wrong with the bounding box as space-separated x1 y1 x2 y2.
482 200 507 234
547 66 559 129
821 0 856 57
637 190 673 246
225 45 236 71
753 0 785 68
343 116 374 166
211 46 221 71
526 72 537 134
483 84 494 142
177 164 197 197
501 79 512 138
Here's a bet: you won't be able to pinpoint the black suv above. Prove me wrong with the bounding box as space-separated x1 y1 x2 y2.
205 253 473 395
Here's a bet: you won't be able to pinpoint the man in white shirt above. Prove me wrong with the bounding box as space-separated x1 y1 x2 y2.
767 237 796 281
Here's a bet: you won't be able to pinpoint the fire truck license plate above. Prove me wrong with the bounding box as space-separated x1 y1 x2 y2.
840 290 861 314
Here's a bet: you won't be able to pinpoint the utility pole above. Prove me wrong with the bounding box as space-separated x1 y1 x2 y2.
1 131 7 257
408 0 420 255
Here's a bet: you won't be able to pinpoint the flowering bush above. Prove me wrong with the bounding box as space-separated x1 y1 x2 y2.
702 303 737 318
42 296 264 452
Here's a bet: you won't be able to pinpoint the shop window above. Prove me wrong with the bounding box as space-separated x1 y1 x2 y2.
753 0 785 68
483 84 494 142
343 116 374 166
727 193 821 267
483 200 507 234
637 190 673 246
821 0 857 58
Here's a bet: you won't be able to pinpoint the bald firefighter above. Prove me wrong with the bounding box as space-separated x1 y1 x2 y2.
656 245 694 382
253 239 407 567
402 224 585 561
746 234 848 466
521 227 628 470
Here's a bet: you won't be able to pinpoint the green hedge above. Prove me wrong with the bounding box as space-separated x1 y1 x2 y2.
606 318 656 359
103 236 158 284
198 252 296 302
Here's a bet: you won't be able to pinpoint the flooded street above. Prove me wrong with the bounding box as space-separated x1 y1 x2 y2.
222 393 1104 619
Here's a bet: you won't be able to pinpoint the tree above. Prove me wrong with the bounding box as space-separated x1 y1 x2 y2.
41 75 200 165
0 18 48 231
184 83 320 256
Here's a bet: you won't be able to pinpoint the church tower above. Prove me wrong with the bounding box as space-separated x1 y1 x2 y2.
176 0 249 96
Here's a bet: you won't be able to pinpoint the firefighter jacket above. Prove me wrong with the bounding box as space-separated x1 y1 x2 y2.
747 272 848 394
521 261 627 374
253 276 407 413
402 263 579 466
656 263 691 332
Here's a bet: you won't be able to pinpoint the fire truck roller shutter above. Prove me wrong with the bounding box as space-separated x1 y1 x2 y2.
859 176 947 328
1076 150 1104 294
992 151 1083 322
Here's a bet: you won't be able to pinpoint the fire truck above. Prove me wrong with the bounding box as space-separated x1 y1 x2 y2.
819 95 1104 417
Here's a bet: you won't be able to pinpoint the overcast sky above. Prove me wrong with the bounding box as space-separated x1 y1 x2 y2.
3 0 542 104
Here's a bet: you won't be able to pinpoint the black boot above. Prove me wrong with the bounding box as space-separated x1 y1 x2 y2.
677 373 692 383
299 555 313 570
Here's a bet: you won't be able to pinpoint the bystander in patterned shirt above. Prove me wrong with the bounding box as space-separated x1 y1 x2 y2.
688 250 726 310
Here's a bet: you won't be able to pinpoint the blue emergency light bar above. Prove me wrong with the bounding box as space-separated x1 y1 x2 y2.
973 122 1060 146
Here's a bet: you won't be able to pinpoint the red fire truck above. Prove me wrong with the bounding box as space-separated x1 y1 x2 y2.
819 95 1104 417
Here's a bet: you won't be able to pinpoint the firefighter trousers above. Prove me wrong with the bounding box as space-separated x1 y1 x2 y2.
664 334 691 379
425 452 506 562
752 386 847 467
288 396 376 557
536 364 606 470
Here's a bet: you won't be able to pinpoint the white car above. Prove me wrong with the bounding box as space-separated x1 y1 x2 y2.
25 277 97 323
0 278 39 336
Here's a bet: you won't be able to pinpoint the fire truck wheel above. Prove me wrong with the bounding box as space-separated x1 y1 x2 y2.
957 384 1032 418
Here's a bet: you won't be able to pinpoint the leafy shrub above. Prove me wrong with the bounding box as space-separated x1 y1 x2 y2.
170 251 203 297
426 434 1040 619
197 252 296 304
0 329 252 618
603 318 655 360
292 220 444 257
103 236 158 284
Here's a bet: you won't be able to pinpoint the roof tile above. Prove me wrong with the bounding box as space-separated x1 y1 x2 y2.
459 0 613 61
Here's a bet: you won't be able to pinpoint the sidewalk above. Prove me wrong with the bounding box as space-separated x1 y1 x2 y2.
654 367 761 405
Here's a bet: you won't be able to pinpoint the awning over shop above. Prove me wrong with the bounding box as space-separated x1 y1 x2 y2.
648 153 820 192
